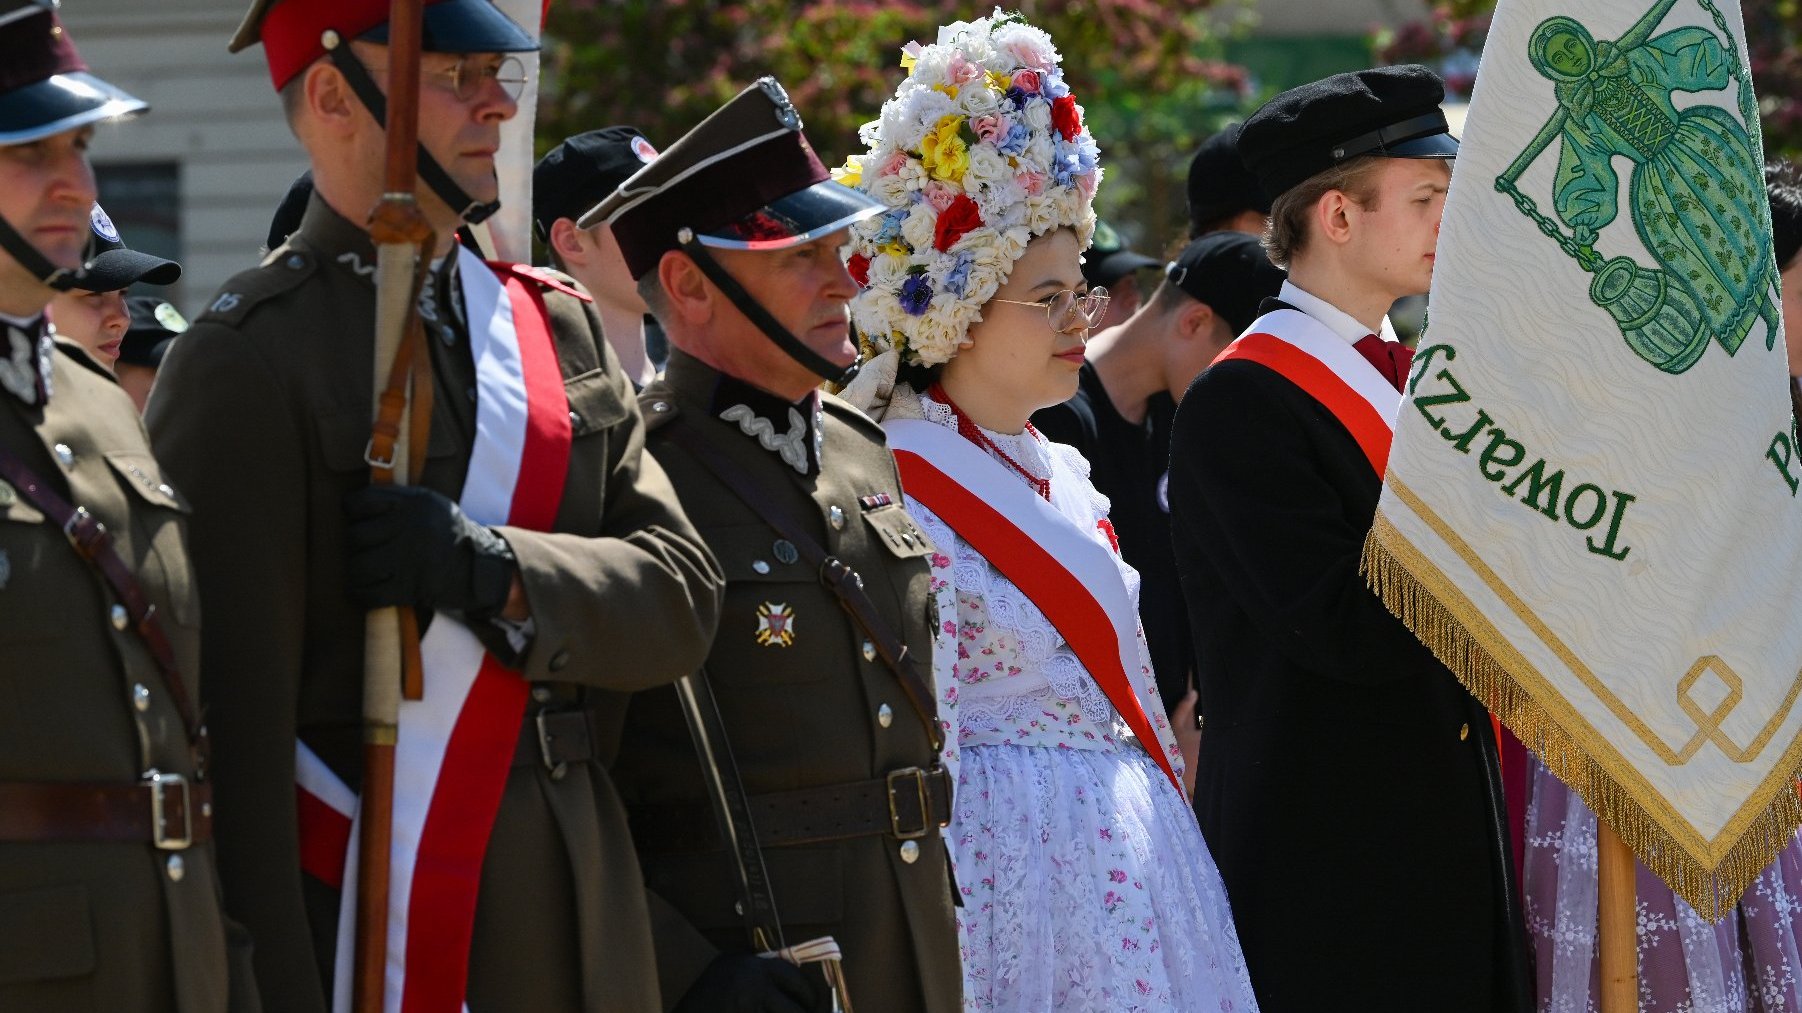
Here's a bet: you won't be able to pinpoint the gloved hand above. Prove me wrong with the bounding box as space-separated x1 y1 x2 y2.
344 484 516 618
672 953 830 1013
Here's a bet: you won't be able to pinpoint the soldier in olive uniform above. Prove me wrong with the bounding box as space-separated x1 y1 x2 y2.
0 5 253 1011
145 2 722 1011
586 81 961 1012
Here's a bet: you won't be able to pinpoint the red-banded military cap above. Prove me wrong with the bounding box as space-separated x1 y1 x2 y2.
229 0 538 92
580 77 885 280
0 2 146 145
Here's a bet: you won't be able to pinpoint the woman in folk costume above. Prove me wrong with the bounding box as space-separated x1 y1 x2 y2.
1516 162 1802 1013
836 11 1259 1011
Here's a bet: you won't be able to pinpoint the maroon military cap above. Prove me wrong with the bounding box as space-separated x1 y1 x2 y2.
580 77 883 279
0 5 146 145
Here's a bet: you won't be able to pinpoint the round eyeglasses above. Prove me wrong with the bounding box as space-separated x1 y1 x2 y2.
990 287 1111 334
432 55 529 102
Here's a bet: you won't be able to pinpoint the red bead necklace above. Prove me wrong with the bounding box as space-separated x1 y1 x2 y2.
929 383 1051 501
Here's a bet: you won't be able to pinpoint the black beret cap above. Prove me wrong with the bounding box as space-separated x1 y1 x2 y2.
1186 123 1269 237
1239 65 1458 204
533 126 659 240
1162 231 1286 336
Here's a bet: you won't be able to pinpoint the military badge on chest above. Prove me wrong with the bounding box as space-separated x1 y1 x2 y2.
755 601 796 647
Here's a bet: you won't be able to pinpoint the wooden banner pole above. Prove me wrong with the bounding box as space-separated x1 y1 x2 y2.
1597 820 1638 1012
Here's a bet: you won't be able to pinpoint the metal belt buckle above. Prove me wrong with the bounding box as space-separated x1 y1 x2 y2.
535 710 570 781
62 506 108 557
885 766 931 840
362 439 396 471
146 770 192 850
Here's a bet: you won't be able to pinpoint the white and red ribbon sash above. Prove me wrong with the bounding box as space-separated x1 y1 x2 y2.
298 245 573 1013
1212 308 1399 477
885 418 1184 797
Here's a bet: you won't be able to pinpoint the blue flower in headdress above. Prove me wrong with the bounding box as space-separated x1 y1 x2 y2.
943 250 975 297
874 209 906 244
1051 145 1083 188
900 275 934 316
1042 69 1071 99
997 122 1031 156
1004 86 1028 110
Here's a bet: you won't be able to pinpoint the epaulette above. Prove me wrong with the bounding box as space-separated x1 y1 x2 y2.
51 338 116 383
485 261 593 303
820 389 888 441
637 383 682 434
194 245 321 329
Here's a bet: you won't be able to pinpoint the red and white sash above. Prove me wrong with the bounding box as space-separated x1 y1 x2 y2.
885 418 1184 797
1212 308 1399 477
296 245 574 1013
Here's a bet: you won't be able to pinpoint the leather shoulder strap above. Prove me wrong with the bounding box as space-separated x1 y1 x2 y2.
662 418 943 753
0 444 205 756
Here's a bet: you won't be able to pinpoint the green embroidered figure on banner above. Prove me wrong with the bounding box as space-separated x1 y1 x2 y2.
1496 0 1779 374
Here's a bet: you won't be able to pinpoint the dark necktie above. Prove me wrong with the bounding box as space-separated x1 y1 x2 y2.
1353 333 1413 393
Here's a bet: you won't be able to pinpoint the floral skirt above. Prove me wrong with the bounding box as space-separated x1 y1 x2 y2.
1524 757 1802 1012
950 741 1259 1012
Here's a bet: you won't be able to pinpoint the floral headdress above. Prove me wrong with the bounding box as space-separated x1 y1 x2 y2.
838 9 1101 368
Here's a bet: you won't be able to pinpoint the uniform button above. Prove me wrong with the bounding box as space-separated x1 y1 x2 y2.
165 855 185 882
861 639 876 662
53 443 74 468
1459 723 1470 741
877 703 893 728
652 401 670 413
899 840 920 864
110 604 129 630
531 686 552 704
568 411 581 428
285 254 306 270
548 650 569 672
751 560 771 575
466 386 478 404
829 505 846 530
156 483 175 498
132 683 151 712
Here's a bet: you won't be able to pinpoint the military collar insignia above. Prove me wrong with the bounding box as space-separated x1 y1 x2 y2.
721 403 810 474
0 317 53 407
713 377 823 475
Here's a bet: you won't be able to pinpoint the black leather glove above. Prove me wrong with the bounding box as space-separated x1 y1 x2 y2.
344 485 516 618
672 953 830 1013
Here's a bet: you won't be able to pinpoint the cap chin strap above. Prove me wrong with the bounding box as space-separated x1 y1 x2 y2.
0 214 81 291
322 34 501 226
678 231 853 386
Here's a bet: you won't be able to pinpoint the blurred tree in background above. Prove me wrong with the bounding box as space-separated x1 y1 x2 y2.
1373 0 1800 156
538 1 1257 252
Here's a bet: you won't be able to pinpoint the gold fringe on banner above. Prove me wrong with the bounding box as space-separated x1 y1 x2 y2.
1362 511 1802 922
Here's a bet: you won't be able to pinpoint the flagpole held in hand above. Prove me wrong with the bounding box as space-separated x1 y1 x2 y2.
1597 822 1638 1012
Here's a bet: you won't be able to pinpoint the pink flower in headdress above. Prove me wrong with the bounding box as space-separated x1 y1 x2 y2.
923 184 958 213
948 51 982 84
1010 69 1041 95
971 115 1005 144
878 150 909 177
1018 170 1046 196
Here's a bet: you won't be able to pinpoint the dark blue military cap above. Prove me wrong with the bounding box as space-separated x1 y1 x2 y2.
1238 65 1458 204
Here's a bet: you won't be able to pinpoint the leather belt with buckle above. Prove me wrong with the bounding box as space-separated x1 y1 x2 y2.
513 706 599 779
0 772 212 849
628 765 953 853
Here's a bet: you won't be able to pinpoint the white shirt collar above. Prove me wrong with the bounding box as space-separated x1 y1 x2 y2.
1278 280 1398 346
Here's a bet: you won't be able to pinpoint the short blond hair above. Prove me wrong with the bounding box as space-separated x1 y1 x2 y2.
1262 156 1385 269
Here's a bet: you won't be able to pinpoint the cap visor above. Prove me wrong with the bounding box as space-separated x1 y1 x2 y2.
696 180 884 253
1387 131 1460 159
0 72 146 146
75 248 181 291
362 0 539 53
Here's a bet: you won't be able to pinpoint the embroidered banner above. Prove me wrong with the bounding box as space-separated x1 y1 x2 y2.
1363 0 1800 918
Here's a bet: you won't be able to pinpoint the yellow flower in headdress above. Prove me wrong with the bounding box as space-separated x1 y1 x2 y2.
919 115 970 183
833 155 862 187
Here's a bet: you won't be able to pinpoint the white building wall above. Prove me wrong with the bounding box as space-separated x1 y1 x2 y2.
60 0 308 316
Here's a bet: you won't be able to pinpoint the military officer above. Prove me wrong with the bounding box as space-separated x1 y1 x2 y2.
588 80 961 1012
0 5 252 1011
145 2 723 1011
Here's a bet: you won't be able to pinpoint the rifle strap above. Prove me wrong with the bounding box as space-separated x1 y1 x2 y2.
662 420 943 754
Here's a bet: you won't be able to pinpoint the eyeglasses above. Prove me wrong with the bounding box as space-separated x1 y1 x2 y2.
366 55 529 102
990 286 1110 333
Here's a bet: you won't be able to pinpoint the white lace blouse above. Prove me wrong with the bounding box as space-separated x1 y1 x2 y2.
906 392 1184 783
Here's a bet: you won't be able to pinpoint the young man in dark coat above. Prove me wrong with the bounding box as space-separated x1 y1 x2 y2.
1169 66 1532 1012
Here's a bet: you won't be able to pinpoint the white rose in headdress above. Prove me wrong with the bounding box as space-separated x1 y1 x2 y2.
956 83 1001 118
965 146 1011 190
871 171 912 207
1023 134 1054 170
1023 100 1052 133
997 225 1031 264
868 250 911 290
901 206 937 252
1025 195 1060 236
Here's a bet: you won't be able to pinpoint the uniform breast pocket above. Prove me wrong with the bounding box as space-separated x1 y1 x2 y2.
104 451 199 628
0 493 69 642
703 522 838 686
0 883 96 993
564 368 630 438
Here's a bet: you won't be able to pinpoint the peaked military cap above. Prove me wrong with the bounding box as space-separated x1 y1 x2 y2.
230 0 538 91
1186 123 1269 236
533 126 659 241
1239 65 1458 204
0 3 145 145
581 77 884 280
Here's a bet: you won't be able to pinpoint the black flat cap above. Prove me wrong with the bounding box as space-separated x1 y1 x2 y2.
581 78 882 279
1163 231 1285 336
1239 65 1458 204
1080 220 1159 289
119 295 187 368
533 126 659 240
1186 123 1269 237
75 204 181 292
